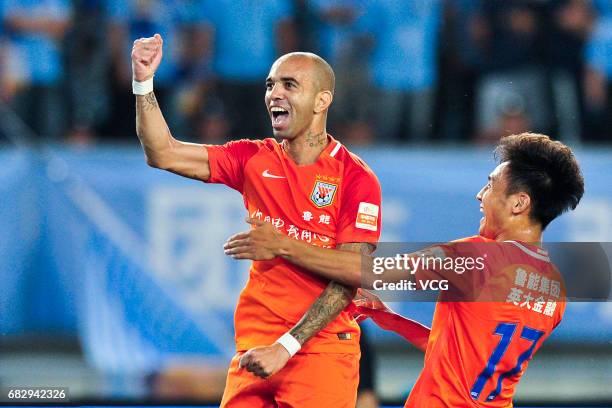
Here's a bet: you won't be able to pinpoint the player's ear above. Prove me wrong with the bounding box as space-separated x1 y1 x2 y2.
314 90 333 114
512 192 531 215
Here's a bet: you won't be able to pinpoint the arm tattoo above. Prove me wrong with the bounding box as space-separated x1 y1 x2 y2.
305 130 326 147
289 242 375 345
290 281 354 345
136 91 158 112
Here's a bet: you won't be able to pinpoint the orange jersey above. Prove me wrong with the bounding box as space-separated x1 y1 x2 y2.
407 236 566 408
206 136 382 354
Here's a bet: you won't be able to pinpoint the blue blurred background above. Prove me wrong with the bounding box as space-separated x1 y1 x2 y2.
1 0 611 406
2 0 612 145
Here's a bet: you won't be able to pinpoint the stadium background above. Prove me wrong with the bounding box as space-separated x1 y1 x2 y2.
1 0 611 406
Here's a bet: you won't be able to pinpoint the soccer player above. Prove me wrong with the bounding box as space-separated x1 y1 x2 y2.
132 34 382 407
224 133 585 407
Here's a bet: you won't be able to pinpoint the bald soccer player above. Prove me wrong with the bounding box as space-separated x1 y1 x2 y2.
132 34 382 407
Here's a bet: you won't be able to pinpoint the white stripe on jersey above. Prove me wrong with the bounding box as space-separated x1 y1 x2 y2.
507 241 551 262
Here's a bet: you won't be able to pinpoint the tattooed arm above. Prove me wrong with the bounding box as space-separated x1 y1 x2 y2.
133 35 210 181
239 243 374 379
289 281 355 344
288 242 374 344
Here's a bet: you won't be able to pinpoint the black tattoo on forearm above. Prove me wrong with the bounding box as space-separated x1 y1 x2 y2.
305 130 326 147
288 242 375 345
136 92 158 112
290 281 354 345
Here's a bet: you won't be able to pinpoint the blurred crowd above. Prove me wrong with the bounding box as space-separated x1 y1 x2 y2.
0 0 611 146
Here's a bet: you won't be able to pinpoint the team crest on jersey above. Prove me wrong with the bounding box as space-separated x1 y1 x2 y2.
310 180 338 208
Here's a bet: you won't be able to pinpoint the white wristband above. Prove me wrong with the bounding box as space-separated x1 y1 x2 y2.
276 332 301 357
132 77 154 95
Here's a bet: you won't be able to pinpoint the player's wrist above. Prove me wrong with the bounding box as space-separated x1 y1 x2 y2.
132 75 154 95
275 234 294 258
271 341 291 359
275 332 301 357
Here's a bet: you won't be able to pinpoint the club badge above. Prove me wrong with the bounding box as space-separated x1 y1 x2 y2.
310 180 338 208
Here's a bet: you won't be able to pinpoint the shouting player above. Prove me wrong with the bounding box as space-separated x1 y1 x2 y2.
132 34 381 407
224 133 585 407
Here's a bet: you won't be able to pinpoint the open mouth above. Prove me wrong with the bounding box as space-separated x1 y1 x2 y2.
271 106 290 129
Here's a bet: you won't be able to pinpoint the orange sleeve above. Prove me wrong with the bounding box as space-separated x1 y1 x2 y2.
354 306 430 350
336 170 382 246
412 237 493 297
205 139 261 193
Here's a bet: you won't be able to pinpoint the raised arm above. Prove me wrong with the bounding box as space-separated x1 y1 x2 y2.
132 34 211 181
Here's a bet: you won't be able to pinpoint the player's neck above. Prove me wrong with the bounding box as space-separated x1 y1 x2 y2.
282 127 329 165
495 223 543 246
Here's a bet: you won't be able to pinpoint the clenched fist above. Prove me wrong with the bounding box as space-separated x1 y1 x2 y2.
239 343 291 379
131 33 163 82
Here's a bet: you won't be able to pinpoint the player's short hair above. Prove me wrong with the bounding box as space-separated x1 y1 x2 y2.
309 54 335 95
277 52 335 95
495 133 584 229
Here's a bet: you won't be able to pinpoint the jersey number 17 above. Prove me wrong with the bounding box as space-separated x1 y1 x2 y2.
470 322 545 402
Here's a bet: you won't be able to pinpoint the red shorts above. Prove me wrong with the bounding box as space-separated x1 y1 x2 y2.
220 351 360 408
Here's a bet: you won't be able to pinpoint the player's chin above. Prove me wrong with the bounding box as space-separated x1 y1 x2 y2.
271 126 292 139
478 217 487 237
479 218 494 239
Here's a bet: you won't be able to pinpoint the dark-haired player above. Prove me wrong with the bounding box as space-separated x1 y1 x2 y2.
225 133 585 407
